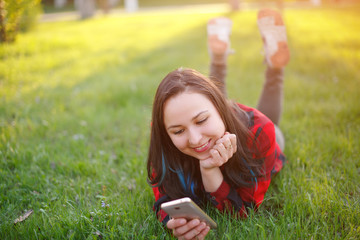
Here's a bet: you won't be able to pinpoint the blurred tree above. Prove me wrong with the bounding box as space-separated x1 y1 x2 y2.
0 0 42 43
0 0 5 42
55 0 67 8
76 0 96 19
98 0 109 14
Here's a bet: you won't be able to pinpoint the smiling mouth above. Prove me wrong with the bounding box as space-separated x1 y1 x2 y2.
193 139 211 153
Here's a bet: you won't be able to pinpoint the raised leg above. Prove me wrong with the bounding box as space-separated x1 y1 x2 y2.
257 67 284 125
256 9 290 125
207 17 233 97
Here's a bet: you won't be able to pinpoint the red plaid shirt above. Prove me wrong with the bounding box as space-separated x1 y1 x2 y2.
151 104 286 224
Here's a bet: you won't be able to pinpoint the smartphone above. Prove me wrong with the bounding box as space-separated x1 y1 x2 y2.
161 197 217 229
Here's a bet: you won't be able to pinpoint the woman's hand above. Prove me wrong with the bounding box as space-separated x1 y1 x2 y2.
167 218 210 240
200 132 237 169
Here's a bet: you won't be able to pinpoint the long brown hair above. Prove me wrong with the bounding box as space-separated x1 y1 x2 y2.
147 68 263 200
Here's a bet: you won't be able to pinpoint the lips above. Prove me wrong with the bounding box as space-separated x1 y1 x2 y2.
193 139 211 153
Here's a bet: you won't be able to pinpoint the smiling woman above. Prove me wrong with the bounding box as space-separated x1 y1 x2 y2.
163 92 226 161
147 9 289 240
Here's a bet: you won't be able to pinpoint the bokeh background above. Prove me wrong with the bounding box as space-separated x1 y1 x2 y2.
1 0 359 239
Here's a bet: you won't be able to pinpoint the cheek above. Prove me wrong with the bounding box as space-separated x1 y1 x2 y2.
216 128 226 139
169 135 186 150
209 118 226 136
220 122 226 134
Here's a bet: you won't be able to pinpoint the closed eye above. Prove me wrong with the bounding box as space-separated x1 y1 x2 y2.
196 117 208 125
174 129 184 135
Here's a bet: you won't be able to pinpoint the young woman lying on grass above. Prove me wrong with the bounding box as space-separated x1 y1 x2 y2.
147 9 290 239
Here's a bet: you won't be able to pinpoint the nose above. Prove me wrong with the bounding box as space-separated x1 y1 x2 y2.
188 128 202 146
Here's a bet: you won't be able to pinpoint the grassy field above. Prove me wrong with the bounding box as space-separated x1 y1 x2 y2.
1 2 360 239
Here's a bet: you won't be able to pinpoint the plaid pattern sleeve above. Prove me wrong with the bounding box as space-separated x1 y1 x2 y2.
149 168 171 225
152 186 171 225
207 104 286 217
238 103 286 178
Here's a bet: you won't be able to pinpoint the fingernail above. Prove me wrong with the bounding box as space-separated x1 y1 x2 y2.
179 219 186 225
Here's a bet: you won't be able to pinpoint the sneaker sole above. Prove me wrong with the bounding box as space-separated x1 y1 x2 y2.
257 9 290 69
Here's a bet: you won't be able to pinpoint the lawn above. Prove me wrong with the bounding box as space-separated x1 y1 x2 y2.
1 2 359 239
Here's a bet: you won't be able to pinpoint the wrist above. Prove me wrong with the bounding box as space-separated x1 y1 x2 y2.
200 167 223 193
200 165 220 174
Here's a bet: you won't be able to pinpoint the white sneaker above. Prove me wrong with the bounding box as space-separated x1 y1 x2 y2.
257 9 290 69
207 17 234 64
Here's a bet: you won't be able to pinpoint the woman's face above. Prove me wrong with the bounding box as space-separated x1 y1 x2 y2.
163 92 226 160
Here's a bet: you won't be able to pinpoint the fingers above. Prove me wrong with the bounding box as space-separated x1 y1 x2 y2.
197 225 211 240
200 132 237 169
216 132 237 154
213 138 236 159
167 218 187 231
206 149 225 168
203 145 229 168
173 219 200 237
229 134 237 153
169 219 210 240
181 221 208 240
212 142 230 161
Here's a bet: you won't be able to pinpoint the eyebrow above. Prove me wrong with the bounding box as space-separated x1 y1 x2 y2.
167 110 208 130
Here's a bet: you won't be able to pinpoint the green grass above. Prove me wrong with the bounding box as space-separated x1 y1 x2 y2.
1 3 360 239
